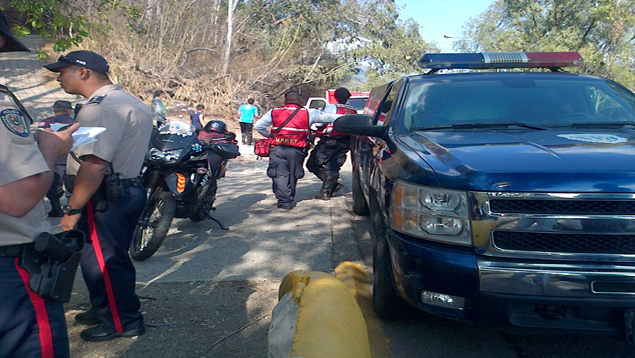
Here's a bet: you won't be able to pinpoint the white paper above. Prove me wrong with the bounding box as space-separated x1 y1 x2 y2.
70 127 106 150
43 123 106 150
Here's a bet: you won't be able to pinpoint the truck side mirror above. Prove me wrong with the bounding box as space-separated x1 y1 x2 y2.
333 114 386 137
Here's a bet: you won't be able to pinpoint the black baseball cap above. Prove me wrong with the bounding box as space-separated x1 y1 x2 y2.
53 100 72 109
44 50 110 74
0 10 30 52
334 88 351 100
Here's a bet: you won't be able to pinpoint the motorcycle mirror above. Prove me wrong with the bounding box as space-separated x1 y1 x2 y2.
225 132 236 141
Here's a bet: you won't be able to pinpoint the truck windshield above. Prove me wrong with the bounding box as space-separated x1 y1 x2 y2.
399 75 635 132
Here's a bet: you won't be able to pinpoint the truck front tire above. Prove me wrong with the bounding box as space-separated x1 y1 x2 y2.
370 192 409 320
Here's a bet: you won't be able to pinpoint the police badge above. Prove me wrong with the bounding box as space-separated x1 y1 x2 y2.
0 108 29 137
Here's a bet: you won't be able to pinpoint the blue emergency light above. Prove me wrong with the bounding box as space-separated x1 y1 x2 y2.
418 52 583 70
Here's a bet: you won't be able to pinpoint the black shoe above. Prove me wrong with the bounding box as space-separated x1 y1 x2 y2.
276 203 294 210
75 311 100 325
80 323 145 342
313 190 331 200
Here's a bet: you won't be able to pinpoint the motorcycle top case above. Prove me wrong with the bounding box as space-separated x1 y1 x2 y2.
208 142 240 159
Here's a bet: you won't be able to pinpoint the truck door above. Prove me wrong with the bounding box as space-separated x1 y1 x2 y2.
360 82 399 196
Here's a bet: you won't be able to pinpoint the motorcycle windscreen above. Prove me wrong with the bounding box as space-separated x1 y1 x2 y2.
152 121 198 151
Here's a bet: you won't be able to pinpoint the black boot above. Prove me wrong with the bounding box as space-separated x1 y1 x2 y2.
48 199 63 217
314 175 338 200
313 181 332 200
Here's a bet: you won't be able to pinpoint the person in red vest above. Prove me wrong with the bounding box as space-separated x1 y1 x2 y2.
254 90 342 209
306 87 357 200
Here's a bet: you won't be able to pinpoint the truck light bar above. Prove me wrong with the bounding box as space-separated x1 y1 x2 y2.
418 52 583 70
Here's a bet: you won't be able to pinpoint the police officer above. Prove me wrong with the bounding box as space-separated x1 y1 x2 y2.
44 51 153 342
255 90 341 209
39 100 75 217
306 88 357 200
0 9 81 357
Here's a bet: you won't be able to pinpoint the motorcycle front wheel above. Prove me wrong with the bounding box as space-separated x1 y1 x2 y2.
130 191 177 261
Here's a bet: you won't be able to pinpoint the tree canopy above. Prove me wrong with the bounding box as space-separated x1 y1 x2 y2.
3 0 435 112
455 0 635 89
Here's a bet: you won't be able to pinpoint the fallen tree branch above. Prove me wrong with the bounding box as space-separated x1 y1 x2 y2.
179 48 220 68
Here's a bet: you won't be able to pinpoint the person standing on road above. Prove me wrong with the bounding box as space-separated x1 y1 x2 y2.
190 104 205 131
0 11 81 357
45 50 153 342
39 100 75 217
152 90 167 127
238 98 259 145
306 88 357 200
255 90 341 209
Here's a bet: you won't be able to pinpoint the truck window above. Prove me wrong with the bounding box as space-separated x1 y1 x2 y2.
376 85 397 126
348 97 368 112
399 77 635 131
308 99 326 111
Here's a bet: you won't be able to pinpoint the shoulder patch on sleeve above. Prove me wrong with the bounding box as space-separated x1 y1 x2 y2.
88 94 107 105
1 108 30 137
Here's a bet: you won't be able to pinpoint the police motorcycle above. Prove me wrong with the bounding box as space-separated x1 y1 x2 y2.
130 120 240 261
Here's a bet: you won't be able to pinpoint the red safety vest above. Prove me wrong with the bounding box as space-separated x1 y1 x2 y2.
271 105 310 148
315 104 356 137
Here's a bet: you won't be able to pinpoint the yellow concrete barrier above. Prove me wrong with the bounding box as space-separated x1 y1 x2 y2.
268 267 372 358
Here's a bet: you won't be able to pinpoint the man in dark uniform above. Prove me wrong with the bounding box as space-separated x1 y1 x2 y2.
0 9 80 356
306 87 357 200
254 90 341 209
39 100 75 217
45 50 153 342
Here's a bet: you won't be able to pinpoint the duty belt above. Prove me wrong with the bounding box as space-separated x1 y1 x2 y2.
121 177 141 189
0 244 25 257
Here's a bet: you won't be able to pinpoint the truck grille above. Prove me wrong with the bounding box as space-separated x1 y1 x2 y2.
489 199 635 215
493 231 635 254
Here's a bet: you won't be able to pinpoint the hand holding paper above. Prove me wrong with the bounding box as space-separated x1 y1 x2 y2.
49 123 106 150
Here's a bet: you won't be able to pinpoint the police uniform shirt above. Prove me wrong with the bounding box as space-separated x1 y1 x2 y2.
0 92 52 246
67 84 153 179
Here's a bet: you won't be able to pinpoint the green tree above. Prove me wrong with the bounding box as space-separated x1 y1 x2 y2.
456 0 635 89
6 0 88 56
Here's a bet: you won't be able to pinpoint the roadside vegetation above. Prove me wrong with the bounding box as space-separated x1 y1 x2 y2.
2 0 634 115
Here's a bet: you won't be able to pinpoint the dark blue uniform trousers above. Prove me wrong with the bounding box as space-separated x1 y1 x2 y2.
0 257 69 358
267 145 307 205
77 183 146 333
306 137 350 179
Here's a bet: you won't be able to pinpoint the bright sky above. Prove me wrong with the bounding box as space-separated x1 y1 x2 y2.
394 0 495 52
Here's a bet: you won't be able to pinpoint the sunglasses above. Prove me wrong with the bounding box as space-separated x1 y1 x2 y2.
57 55 88 67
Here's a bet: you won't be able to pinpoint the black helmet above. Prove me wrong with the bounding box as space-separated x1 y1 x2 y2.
204 120 228 134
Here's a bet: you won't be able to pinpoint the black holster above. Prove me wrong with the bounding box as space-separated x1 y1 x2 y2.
19 230 85 303
64 174 111 211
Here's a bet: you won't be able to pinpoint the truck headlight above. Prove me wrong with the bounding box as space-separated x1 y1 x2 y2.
390 182 472 246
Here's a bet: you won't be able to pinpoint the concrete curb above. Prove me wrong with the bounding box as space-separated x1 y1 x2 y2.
268 268 372 358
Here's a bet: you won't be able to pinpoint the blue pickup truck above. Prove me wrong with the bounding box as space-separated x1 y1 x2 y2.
334 52 635 340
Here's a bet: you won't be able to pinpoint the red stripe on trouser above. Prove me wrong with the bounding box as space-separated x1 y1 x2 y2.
15 258 55 358
87 201 124 332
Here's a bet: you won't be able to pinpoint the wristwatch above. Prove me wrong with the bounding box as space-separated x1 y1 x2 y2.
62 204 83 216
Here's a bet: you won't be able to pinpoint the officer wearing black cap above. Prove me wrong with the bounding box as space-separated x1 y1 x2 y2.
0 9 80 357
39 100 75 217
306 87 357 200
45 50 153 341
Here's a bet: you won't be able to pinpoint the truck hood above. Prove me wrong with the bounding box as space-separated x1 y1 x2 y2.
399 128 635 192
